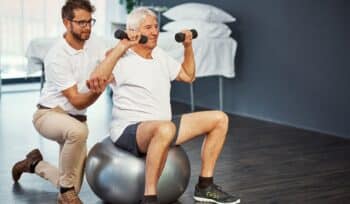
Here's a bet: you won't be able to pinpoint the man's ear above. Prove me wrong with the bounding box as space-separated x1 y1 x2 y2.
63 18 71 30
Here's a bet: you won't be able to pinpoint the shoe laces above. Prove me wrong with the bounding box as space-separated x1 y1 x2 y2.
211 184 232 197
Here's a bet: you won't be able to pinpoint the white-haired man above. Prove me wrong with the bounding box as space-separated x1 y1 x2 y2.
88 7 240 204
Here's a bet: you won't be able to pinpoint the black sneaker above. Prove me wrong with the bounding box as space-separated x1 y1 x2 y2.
193 184 240 204
139 200 159 204
139 197 159 204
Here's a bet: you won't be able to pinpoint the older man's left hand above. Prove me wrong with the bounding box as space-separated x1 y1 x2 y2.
182 30 193 47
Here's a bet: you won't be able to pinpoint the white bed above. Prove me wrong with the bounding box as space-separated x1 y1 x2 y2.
158 32 237 78
158 32 237 110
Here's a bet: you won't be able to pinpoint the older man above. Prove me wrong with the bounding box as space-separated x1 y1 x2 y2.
88 7 240 204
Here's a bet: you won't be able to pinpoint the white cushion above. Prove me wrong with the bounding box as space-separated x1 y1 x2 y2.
163 3 235 23
162 20 232 38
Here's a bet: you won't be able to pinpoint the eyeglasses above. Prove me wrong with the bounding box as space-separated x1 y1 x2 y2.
69 18 96 27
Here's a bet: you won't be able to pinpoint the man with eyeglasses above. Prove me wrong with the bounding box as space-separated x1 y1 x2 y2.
11 0 108 203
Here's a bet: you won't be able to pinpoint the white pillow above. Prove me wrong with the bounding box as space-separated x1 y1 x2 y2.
162 20 232 38
163 3 235 23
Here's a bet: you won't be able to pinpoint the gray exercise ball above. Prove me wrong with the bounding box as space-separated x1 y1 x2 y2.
85 137 191 204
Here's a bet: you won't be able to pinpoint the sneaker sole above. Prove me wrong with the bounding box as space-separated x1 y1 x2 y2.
193 196 240 204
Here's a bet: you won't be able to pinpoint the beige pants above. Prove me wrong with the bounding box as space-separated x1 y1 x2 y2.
32 107 88 193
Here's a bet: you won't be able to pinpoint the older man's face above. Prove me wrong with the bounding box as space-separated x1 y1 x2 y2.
139 15 159 49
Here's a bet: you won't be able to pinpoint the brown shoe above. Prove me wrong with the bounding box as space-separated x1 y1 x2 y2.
57 189 83 204
12 149 43 182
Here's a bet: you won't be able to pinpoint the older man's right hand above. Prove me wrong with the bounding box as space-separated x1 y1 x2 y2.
119 30 142 48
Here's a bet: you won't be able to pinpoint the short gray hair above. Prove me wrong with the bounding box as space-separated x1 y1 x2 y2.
126 7 157 30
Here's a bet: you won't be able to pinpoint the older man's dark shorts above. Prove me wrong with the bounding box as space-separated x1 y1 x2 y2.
114 115 182 157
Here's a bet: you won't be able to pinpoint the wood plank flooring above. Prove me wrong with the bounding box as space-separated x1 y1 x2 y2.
1 85 349 204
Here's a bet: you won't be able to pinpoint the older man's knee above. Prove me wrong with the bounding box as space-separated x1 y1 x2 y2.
213 111 229 127
155 122 176 144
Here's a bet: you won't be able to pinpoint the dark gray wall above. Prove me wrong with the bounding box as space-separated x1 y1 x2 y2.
143 0 350 138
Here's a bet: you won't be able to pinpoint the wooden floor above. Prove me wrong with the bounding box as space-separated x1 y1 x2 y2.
1 84 350 204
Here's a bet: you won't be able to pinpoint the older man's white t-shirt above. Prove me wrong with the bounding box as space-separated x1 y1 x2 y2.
38 36 106 115
110 47 181 142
